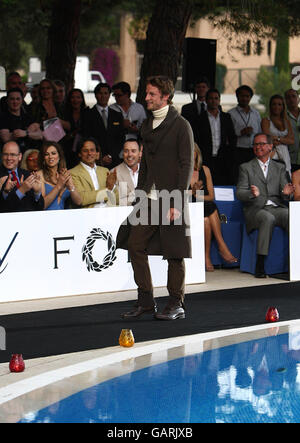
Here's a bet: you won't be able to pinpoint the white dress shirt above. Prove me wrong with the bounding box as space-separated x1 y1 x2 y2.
80 162 107 207
207 110 221 157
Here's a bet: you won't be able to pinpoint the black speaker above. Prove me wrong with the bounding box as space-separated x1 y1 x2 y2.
182 38 217 93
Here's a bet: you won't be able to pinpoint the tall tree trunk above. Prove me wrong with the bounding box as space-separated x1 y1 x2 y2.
45 0 82 93
136 0 193 105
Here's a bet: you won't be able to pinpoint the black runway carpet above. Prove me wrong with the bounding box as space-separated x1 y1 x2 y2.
0 282 300 364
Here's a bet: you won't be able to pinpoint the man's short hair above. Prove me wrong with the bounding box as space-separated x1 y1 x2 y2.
195 76 210 88
7 87 24 99
77 137 101 155
253 132 273 145
94 83 111 95
236 85 254 98
124 138 142 150
7 72 21 81
53 79 66 89
146 76 174 104
112 81 131 97
206 88 221 100
284 88 299 98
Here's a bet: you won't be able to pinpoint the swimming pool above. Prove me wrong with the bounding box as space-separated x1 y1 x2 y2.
17 326 300 423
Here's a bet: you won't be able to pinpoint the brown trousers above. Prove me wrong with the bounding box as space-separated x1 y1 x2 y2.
128 223 186 308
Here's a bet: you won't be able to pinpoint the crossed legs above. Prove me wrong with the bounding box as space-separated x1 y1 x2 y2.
204 209 237 271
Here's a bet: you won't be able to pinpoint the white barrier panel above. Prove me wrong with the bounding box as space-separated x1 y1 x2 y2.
0 203 205 302
289 202 300 281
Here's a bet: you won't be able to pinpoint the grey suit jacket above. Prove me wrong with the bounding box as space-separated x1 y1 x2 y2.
236 158 289 232
114 162 136 206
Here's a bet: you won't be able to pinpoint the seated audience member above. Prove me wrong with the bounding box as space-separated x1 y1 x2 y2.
110 82 147 141
62 88 89 168
70 137 118 208
31 78 70 133
195 88 237 185
0 72 30 114
111 138 142 205
0 141 44 212
0 88 43 153
285 88 300 171
36 141 82 210
181 76 210 137
261 94 294 179
228 85 261 183
236 133 294 278
191 143 237 271
83 83 125 168
20 149 39 172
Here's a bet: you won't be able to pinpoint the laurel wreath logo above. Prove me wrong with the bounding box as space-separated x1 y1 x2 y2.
82 228 116 272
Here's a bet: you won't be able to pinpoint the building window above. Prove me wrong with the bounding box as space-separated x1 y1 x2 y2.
267 40 272 56
245 40 251 56
256 41 262 55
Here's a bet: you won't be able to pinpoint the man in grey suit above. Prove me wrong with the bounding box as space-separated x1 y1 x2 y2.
110 138 142 206
236 133 294 278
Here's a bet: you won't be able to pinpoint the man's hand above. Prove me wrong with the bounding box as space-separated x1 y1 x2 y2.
250 185 260 198
3 174 16 193
167 208 181 222
106 169 117 190
18 174 37 194
12 129 27 139
31 172 42 194
241 127 253 136
282 183 295 196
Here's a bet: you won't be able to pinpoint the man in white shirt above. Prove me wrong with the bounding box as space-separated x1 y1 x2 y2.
70 138 118 208
236 133 294 278
110 82 147 142
228 85 261 183
111 139 142 206
196 88 236 185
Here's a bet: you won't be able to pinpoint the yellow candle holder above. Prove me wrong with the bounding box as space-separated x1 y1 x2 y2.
119 329 135 347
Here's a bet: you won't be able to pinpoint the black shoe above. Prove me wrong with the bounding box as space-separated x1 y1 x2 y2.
121 305 157 319
255 271 267 279
155 306 185 321
255 254 267 278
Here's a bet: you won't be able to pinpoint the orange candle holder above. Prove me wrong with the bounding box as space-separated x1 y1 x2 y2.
119 329 135 347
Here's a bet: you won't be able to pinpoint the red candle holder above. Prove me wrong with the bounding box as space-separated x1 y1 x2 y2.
266 307 280 323
9 354 25 373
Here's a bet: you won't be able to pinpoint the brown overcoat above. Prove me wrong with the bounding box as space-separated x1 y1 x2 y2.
116 105 194 259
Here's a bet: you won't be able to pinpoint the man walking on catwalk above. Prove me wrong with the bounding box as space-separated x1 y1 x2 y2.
117 75 194 320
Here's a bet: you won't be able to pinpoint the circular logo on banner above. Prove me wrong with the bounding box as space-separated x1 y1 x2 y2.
82 228 116 272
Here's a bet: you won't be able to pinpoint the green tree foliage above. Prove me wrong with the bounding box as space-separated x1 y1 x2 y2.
255 67 292 111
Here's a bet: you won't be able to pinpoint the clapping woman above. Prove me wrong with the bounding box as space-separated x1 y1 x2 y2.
37 141 82 210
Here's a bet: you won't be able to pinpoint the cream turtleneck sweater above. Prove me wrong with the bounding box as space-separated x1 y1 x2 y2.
148 105 169 200
152 105 169 129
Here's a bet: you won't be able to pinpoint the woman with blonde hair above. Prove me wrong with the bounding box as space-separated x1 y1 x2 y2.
37 141 81 210
261 94 294 179
20 149 39 172
191 143 237 271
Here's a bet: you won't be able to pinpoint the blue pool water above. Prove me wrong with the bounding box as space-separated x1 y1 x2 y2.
20 333 300 423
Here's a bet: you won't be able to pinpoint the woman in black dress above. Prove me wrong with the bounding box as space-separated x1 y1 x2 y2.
191 144 237 271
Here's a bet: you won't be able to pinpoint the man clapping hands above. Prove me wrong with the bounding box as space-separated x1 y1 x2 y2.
0 141 44 212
